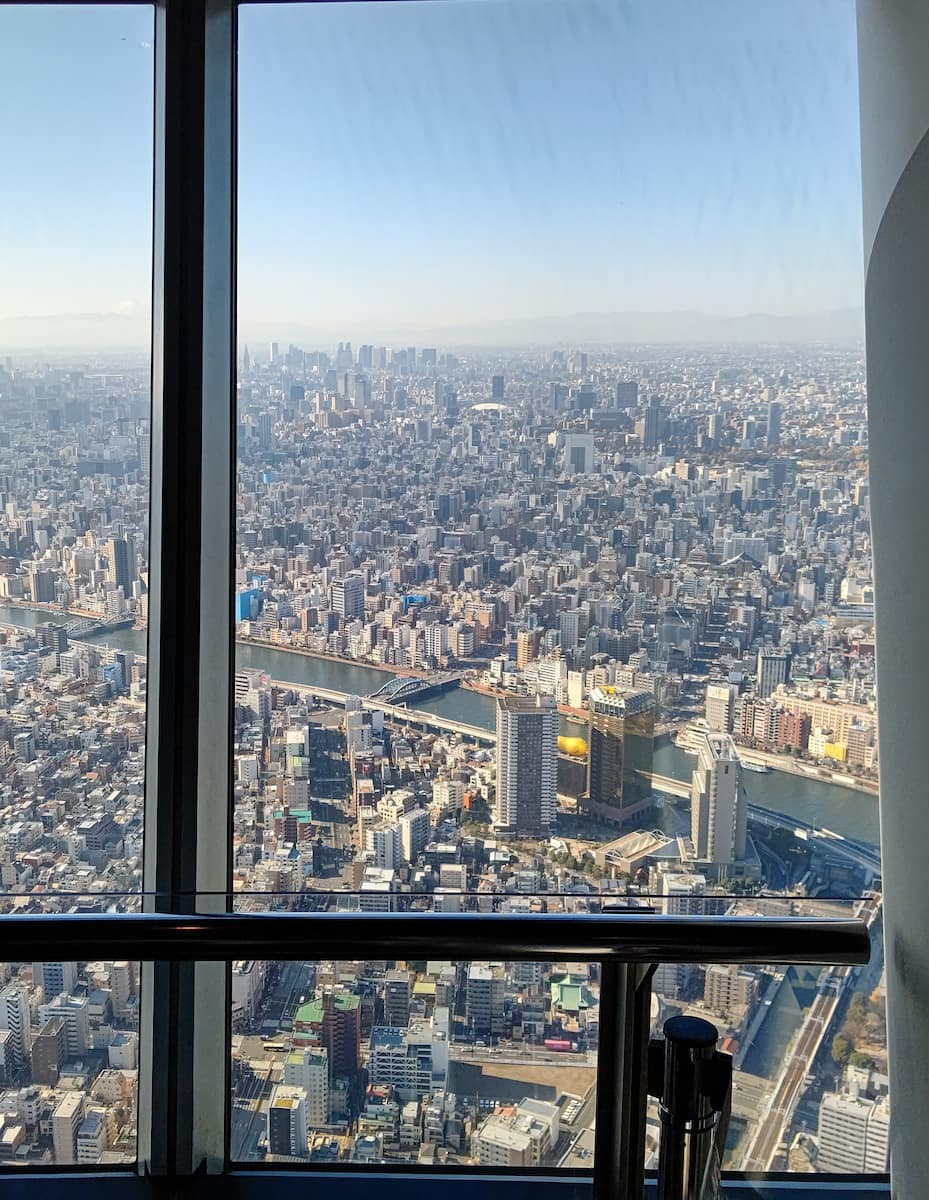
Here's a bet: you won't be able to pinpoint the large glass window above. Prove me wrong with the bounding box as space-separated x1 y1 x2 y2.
0 3 153 1167
232 0 883 1178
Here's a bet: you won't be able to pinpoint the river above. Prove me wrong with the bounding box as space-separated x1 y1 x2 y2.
0 604 881 847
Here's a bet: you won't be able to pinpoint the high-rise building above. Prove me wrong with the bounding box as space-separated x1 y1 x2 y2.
585 687 655 826
35 961 77 999
690 733 746 866
818 1090 890 1173
515 629 538 669
0 984 32 1070
29 569 57 604
494 695 558 836
705 682 735 733
766 399 782 447
331 573 365 620
283 1048 328 1127
558 608 582 649
293 991 362 1076
466 964 505 1036
641 398 662 449
616 379 638 409
37 622 68 653
32 1016 67 1086
106 537 132 594
563 433 595 475
52 1091 85 1165
398 808 429 863
756 648 791 698
267 1084 308 1157
384 969 414 1027
491 375 504 401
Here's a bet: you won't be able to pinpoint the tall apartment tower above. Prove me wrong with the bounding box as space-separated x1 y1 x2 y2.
331 573 365 621
756 648 791 698
106 537 132 594
283 1048 329 1128
494 695 558 836
705 682 735 733
690 733 746 866
0 983 32 1070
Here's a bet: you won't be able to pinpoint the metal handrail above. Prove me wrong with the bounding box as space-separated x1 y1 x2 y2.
0 910 870 964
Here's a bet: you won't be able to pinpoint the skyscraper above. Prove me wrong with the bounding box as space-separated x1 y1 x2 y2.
756 648 791 698
494 694 558 836
563 433 595 475
585 687 655 826
766 399 782 447
491 375 504 401
106 537 132 594
330 573 365 620
690 733 746 867
642 398 662 449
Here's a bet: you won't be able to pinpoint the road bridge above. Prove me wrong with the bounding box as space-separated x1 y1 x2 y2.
264 678 496 745
367 670 466 704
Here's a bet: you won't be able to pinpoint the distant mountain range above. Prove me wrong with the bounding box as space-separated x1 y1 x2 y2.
0 306 864 353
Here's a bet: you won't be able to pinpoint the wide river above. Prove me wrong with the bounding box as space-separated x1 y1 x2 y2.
0 604 881 847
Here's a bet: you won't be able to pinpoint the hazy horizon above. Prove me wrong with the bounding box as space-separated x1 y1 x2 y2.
2 0 864 340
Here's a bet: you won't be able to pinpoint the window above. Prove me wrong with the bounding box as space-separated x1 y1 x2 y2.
0 2 153 1167
229 0 884 1180
0 0 889 1189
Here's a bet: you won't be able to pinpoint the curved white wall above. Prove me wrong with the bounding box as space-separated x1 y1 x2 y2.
858 3 929 1193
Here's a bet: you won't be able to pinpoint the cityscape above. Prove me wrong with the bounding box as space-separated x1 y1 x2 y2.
0 339 885 1173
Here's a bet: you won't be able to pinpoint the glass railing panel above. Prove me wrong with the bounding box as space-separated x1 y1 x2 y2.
0 894 142 1169
642 895 886 1178
230 950 599 1168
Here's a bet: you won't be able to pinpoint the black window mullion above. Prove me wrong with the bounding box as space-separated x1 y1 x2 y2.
140 0 236 1175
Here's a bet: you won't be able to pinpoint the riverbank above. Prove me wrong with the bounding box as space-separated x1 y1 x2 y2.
667 720 879 797
237 635 478 681
735 745 879 796
459 677 589 722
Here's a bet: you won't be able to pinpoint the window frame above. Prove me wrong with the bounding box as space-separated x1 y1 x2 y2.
0 1 891 1196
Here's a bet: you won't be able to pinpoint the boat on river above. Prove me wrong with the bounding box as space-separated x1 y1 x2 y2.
741 760 773 774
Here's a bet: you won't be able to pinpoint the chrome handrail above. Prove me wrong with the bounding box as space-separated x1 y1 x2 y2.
0 909 869 963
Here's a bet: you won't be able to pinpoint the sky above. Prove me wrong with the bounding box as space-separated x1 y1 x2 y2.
0 1 865 343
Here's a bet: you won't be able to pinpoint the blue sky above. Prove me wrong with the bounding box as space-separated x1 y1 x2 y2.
1 1 864 334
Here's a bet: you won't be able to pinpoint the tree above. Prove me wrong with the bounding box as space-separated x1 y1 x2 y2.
849 1051 876 1070
832 1034 852 1066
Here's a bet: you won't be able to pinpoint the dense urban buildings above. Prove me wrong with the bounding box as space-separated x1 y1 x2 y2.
0 341 884 1171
